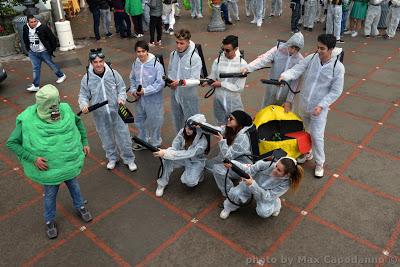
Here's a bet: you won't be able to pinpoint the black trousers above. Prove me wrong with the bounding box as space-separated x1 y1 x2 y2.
131 14 144 34
150 16 162 42
290 1 301 31
115 12 132 37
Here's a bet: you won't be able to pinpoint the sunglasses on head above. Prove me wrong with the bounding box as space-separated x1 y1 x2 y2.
89 48 105 60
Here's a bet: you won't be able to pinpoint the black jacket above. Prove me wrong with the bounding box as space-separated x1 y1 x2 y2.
23 24 57 56
87 0 111 11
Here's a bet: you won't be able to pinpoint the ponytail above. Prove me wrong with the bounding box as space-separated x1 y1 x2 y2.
279 158 304 191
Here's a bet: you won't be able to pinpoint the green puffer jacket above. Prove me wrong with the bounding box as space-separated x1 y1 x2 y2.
14 103 85 185
125 0 143 16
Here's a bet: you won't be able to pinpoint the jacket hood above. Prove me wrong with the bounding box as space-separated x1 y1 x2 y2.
135 53 156 65
286 32 304 50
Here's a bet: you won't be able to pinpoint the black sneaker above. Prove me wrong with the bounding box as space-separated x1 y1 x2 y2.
337 39 345 44
77 206 93 223
46 221 58 239
365 35 370 38
106 32 113 37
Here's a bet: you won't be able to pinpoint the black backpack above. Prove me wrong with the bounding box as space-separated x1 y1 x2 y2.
172 43 208 78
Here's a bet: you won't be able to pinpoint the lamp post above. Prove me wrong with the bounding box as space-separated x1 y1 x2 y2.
207 0 226 32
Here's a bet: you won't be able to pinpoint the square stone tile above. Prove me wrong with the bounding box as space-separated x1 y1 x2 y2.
326 111 374 144
344 150 400 198
148 170 221 216
58 168 137 217
201 201 298 255
148 227 247 267
386 109 400 128
334 95 389 121
344 75 360 91
272 219 381 266
32 234 118 267
0 173 38 216
345 63 374 77
90 193 187 265
0 202 75 266
283 167 326 209
325 137 355 170
370 69 400 87
353 80 400 103
312 179 399 247
368 126 400 156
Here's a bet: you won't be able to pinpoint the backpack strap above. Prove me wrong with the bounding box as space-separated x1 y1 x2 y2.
201 133 211 155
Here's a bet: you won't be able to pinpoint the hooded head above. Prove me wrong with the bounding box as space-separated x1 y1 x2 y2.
35 84 61 123
286 32 304 53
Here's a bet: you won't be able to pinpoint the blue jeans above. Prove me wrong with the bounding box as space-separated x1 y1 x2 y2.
92 8 101 39
341 10 349 34
44 178 84 223
28 50 64 87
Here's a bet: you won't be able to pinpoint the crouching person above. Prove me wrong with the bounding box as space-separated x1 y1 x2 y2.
6 85 92 239
153 114 209 197
220 157 303 219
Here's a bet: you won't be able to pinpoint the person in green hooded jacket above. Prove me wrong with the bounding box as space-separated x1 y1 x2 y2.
7 84 93 240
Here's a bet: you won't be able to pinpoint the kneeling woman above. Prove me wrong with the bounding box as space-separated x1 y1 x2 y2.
220 157 304 219
153 114 209 197
209 110 254 196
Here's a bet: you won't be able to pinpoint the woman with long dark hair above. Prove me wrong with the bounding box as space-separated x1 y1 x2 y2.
208 110 254 196
154 114 209 197
219 157 304 219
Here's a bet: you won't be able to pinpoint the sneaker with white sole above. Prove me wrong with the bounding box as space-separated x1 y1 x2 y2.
351 31 358 37
297 152 313 164
256 19 262 27
56 74 66 84
272 198 281 217
314 165 324 178
27 84 40 92
219 209 231 219
250 19 257 24
155 185 165 197
127 162 137 172
343 30 352 35
168 29 174 35
107 160 116 170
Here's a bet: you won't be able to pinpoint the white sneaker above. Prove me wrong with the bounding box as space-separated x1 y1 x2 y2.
219 209 231 219
155 185 165 197
314 165 324 178
127 162 137 172
272 198 281 217
343 30 352 35
256 19 262 27
250 19 257 24
297 152 313 164
149 42 156 47
197 14 203 18
56 74 66 84
169 29 174 35
107 160 116 170
351 31 358 37
26 84 39 92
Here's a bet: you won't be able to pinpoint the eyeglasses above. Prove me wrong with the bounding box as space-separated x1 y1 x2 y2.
89 48 105 60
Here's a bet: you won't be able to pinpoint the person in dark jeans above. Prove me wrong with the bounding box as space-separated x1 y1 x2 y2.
126 0 144 37
6 84 93 239
290 0 302 32
87 0 102 40
112 0 133 38
23 15 66 92
149 0 163 45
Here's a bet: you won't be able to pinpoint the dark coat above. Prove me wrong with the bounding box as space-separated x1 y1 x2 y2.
23 24 57 56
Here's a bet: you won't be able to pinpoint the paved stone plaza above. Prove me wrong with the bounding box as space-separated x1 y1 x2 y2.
0 3 399 266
